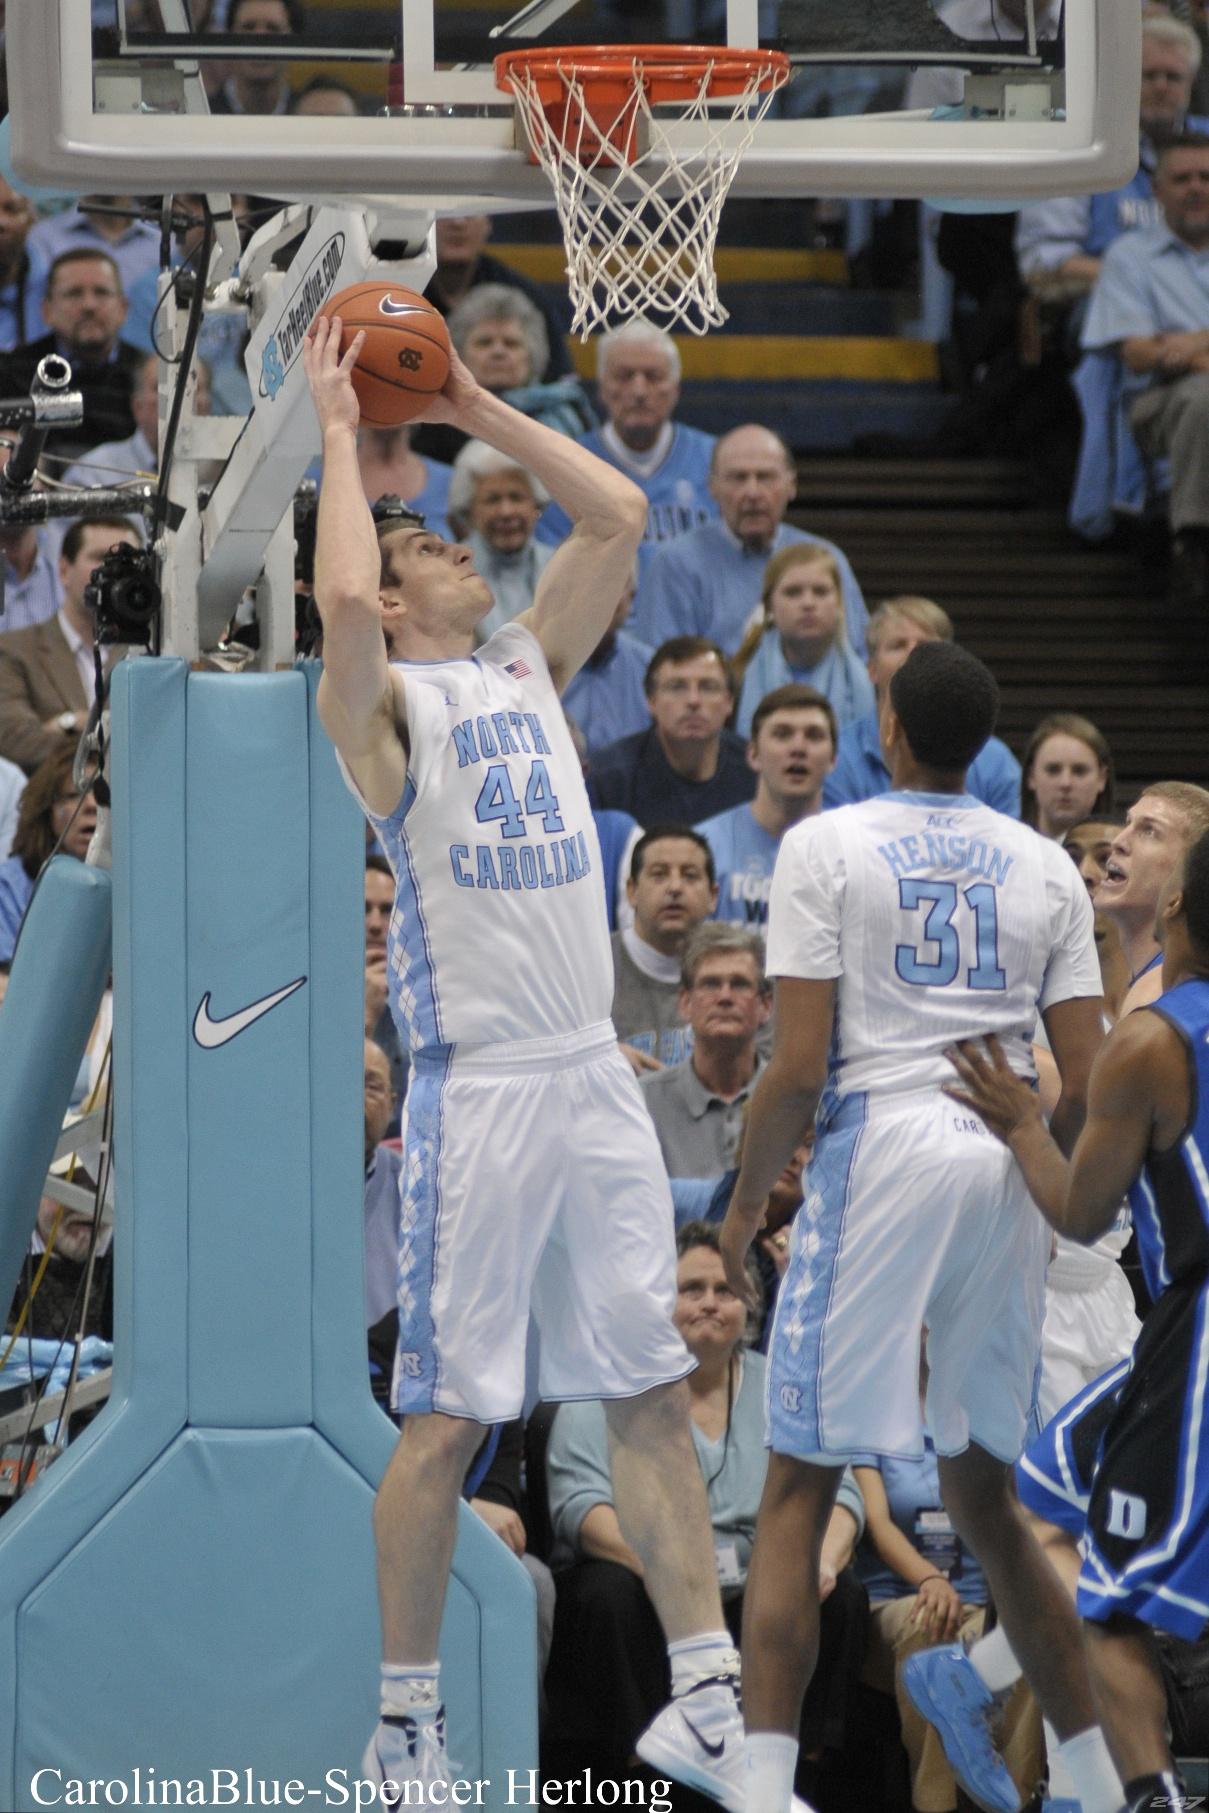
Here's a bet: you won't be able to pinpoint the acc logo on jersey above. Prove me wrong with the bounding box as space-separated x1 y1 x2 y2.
779 1384 802 1414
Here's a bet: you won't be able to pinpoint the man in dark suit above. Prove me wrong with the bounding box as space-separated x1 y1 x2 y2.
0 515 140 774
0 250 145 461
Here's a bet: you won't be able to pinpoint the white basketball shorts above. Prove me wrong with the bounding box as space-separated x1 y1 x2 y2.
1037 1263 1141 1426
390 1020 691 1422
767 1086 1049 1465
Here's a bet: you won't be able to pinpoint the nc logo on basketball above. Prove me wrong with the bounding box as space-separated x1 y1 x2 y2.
779 1384 801 1413
398 347 424 372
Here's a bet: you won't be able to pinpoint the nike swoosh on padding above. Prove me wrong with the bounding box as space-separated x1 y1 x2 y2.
192 976 308 1050
681 1716 726 1760
379 297 433 318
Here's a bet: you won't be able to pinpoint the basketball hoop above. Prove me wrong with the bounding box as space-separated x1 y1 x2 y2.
495 45 791 338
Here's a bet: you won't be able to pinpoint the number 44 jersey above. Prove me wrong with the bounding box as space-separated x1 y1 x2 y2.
767 790 1101 1101
346 622 614 1052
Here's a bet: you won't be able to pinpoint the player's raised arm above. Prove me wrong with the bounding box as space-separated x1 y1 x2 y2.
944 1014 1185 1242
413 349 646 690
304 315 408 816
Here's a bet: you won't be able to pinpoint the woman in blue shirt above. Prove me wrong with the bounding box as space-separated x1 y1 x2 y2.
732 545 874 738
544 1222 869 1793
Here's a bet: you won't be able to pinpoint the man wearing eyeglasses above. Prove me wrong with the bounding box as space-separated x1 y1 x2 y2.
589 637 756 828
641 924 772 1181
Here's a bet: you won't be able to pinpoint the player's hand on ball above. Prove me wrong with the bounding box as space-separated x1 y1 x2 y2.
408 345 486 427
943 1035 1042 1144
303 314 364 434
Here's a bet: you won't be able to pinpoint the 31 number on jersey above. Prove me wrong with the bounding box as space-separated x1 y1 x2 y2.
895 880 1006 991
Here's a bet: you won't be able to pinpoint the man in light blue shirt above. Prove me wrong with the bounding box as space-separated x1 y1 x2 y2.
824 597 1021 814
698 684 837 929
1082 135 1209 586
633 424 867 659
1015 16 1204 300
0 176 44 352
562 573 653 755
539 322 717 573
24 197 160 323
0 436 61 633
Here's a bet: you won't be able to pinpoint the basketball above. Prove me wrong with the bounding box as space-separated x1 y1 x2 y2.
317 281 451 427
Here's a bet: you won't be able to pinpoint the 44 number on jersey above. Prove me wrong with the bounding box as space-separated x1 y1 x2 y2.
474 759 565 839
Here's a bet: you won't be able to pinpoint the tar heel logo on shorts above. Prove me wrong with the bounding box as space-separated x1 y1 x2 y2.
192 976 308 1050
1105 1488 1148 1541
779 1384 802 1414
397 1351 423 1379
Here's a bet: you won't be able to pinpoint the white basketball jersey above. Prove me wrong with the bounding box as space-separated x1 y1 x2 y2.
766 790 1100 1099
343 622 613 1050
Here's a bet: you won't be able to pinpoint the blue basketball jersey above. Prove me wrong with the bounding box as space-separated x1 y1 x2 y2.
538 422 718 550
1128 977 1209 1301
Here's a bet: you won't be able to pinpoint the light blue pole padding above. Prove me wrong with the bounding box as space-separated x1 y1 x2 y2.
0 659 536 1813
0 116 78 209
0 856 111 1319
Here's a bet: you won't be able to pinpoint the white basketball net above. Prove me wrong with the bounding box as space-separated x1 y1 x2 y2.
503 55 789 338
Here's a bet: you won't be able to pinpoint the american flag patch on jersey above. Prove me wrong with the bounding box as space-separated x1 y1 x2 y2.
505 658 532 679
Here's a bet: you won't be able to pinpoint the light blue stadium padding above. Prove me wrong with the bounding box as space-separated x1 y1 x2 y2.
0 857 111 1320
0 116 77 208
0 659 536 1812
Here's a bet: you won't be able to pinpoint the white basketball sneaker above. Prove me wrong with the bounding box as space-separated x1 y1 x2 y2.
361 1708 452 1810
636 1677 816 1813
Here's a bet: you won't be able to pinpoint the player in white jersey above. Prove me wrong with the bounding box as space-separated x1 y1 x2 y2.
304 318 797 1812
719 642 1126 1813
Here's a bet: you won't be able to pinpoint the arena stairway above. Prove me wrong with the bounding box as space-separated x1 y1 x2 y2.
790 457 1209 797
490 235 953 449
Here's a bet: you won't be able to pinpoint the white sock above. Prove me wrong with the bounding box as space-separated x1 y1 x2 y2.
380 1661 441 1719
967 1623 1022 1694
1043 1718 1079 1798
668 1630 740 1696
745 1732 799 1813
1057 1726 1124 1813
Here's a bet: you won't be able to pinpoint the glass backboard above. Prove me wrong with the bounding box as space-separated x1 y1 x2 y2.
9 0 1139 204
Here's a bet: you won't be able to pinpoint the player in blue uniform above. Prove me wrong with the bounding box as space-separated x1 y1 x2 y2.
945 826 1209 1813
304 317 797 1810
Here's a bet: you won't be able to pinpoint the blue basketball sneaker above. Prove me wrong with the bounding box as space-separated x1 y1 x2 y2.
901 1643 1021 1813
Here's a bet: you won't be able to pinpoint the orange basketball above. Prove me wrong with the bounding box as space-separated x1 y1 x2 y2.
318 281 451 427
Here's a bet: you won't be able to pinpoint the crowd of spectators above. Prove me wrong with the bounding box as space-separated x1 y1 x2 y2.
3 3 1209 1806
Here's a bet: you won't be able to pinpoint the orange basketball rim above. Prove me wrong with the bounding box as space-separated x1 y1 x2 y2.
495 43 792 338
